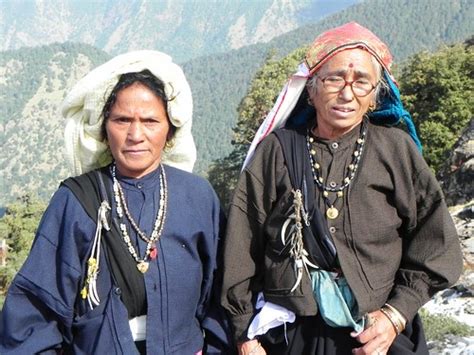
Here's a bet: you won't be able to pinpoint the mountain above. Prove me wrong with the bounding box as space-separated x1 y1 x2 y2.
0 0 361 63
0 0 473 206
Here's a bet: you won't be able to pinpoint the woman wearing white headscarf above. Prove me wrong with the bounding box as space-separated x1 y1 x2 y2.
0 51 231 354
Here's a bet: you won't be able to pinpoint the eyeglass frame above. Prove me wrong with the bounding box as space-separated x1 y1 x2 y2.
316 75 378 97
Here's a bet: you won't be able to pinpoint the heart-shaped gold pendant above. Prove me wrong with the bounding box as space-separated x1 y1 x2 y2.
137 261 149 273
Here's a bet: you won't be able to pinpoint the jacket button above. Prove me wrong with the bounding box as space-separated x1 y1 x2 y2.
114 287 122 295
329 226 336 234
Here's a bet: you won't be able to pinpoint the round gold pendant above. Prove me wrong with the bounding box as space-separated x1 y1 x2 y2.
326 206 339 219
137 261 149 273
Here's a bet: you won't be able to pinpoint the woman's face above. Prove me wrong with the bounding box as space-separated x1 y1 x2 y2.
309 49 378 139
106 83 170 178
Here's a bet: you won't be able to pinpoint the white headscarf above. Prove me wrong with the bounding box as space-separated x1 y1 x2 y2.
242 62 310 169
62 50 196 175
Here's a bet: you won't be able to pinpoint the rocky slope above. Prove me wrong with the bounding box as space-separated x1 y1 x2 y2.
440 119 474 294
424 118 474 353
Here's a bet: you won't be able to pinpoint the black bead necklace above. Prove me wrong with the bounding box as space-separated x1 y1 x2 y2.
306 121 367 219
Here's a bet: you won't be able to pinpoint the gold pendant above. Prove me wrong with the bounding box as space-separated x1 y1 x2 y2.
137 261 149 273
326 206 339 219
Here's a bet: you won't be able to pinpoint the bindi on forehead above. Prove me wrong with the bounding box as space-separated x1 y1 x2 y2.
348 63 354 68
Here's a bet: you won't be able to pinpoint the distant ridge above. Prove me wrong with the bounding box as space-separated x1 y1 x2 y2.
0 0 361 63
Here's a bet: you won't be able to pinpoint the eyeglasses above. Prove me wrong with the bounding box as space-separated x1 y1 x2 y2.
318 76 377 97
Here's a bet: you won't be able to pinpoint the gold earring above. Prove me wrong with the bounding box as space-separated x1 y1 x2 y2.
164 139 174 151
368 102 376 112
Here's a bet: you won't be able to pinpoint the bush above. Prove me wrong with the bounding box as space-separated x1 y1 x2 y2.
399 42 473 173
420 308 474 342
0 194 46 308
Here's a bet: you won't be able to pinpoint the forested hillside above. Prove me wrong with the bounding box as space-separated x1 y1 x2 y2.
264 0 474 61
0 44 111 203
0 0 472 206
184 0 474 173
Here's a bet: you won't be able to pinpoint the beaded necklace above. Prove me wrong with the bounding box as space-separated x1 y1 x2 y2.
306 121 367 219
111 164 168 273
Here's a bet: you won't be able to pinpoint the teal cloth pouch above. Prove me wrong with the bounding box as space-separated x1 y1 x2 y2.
310 270 364 332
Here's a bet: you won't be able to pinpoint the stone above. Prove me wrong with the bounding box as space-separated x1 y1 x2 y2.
439 118 474 207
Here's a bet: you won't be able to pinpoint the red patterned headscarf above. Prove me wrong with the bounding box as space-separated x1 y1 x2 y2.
305 22 393 79
242 22 421 168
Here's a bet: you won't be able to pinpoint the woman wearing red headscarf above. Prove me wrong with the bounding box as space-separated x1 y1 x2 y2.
221 23 462 355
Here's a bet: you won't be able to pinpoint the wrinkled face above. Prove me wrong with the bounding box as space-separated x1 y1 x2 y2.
106 83 170 178
309 49 378 139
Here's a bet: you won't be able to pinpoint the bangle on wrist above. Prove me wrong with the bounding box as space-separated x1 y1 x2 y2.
385 303 407 325
380 304 406 335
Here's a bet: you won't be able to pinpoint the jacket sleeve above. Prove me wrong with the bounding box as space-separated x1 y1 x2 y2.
0 188 95 353
220 135 289 342
388 157 463 322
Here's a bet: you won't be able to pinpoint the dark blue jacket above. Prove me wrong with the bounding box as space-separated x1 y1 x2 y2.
0 165 231 354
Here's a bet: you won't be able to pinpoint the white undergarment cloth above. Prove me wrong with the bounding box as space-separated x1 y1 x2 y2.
129 315 147 341
247 293 296 339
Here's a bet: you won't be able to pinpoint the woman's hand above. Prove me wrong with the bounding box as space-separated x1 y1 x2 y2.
350 310 397 355
237 339 266 355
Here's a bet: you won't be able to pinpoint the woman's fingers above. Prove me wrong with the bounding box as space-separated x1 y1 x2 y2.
238 339 267 355
351 310 397 354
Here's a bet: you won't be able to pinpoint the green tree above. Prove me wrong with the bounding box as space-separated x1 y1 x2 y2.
208 48 305 209
0 194 46 305
399 41 473 172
